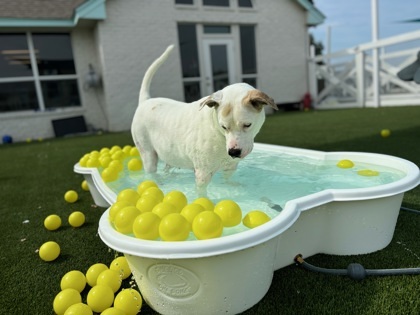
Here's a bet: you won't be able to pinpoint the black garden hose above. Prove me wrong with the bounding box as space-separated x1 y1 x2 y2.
294 206 420 280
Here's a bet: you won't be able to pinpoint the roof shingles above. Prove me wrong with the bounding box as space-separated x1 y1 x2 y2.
0 0 87 20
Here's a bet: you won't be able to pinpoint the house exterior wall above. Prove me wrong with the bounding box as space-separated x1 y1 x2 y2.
96 0 310 132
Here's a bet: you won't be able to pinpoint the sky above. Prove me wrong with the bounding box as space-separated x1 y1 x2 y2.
310 0 420 53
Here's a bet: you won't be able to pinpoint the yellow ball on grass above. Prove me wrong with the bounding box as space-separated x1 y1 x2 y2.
87 285 114 313
63 303 92 315
68 211 85 228
44 214 62 231
64 190 78 203
53 288 82 315
380 129 391 138
113 289 143 315
109 256 131 280
39 241 60 262
81 180 89 191
96 269 122 293
60 270 87 292
85 263 109 287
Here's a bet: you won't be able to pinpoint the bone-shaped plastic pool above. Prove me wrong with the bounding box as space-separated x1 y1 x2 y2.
74 143 419 315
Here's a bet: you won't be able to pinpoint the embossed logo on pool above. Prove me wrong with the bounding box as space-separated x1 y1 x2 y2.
148 264 200 299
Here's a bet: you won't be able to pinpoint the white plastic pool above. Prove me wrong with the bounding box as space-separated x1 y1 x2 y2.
74 143 420 315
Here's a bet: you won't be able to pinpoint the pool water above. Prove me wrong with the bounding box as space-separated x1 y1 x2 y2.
104 148 405 238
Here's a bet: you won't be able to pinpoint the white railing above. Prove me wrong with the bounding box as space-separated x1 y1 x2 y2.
308 29 420 108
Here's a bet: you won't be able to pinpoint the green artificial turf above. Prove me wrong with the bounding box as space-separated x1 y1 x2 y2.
1 106 419 315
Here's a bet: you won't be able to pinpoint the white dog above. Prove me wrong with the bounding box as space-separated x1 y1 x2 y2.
131 45 277 195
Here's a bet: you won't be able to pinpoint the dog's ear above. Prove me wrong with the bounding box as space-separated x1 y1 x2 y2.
199 90 223 110
243 90 278 112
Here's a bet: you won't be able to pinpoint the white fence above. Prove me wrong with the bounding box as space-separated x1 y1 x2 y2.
309 29 420 109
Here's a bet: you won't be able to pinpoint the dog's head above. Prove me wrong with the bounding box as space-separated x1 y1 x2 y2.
200 83 278 159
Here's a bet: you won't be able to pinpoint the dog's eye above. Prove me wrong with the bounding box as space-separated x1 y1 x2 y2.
243 123 252 129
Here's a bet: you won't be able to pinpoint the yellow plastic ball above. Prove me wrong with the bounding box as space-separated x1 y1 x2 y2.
68 211 85 228
135 195 160 213
79 156 89 167
60 270 87 293
358 169 379 176
159 213 190 241
180 203 205 224
113 289 143 315
53 288 82 315
163 190 188 211
152 202 178 219
142 186 164 202
122 145 133 155
39 241 60 261
111 150 125 161
129 147 140 156
113 206 140 234
100 147 110 155
192 211 223 240
109 256 131 280
44 214 62 231
101 167 119 182
81 180 89 191
133 212 161 240
117 189 140 205
100 307 127 315
137 180 158 195
243 211 271 229
110 145 122 154
381 129 391 138
63 303 92 315
96 269 122 293
337 159 354 169
109 160 124 172
86 158 100 168
87 285 114 313
193 197 214 211
86 263 108 287
109 201 131 222
214 200 242 227
64 190 78 203
128 158 143 171
99 155 112 168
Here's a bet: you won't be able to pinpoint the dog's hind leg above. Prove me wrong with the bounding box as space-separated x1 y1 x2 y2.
194 169 213 197
141 150 159 173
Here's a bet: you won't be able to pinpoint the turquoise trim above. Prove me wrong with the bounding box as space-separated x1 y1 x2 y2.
295 0 325 26
0 0 106 28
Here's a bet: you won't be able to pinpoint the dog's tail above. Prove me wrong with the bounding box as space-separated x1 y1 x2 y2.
139 45 174 103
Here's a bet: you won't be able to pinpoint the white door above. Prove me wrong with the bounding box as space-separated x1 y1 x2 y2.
202 39 235 95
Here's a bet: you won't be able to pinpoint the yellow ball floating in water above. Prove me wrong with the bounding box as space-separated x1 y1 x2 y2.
137 180 158 195
87 285 114 313
193 197 214 211
243 211 271 229
380 129 391 138
159 213 190 241
86 263 108 287
63 303 92 315
152 202 178 219
64 190 78 203
117 189 140 205
128 158 143 171
192 211 223 240
53 288 82 315
133 212 161 240
136 195 160 213
214 200 242 227
357 169 379 176
142 186 164 202
163 190 188 211
109 201 131 222
101 167 119 182
68 211 85 228
114 206 140 234
180 203 205 224
39 241 60 261
60 270 87 293
113 288 143 315
44 214 62 231
336 159 354 169
109 256 131 280
129 147 140 156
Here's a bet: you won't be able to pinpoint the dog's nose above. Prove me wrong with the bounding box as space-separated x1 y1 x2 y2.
228 148 242 158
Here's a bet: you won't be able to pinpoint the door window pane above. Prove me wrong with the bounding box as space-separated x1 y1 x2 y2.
240 25 257 74
183 81 201 102
41 79 80 109
203 0 229 6
203 25 231 34
0 34 33 78
32 34 76 75
177 24 200 78
210 45 229 91
0 82 38 112
175 0 193 4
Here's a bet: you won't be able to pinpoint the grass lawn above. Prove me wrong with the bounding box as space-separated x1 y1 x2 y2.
1 106 419 315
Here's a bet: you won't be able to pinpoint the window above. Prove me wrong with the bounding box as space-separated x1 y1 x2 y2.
203 25 231 34
177 24 201 102
203 0 229 6
240 25 257 86
175 0 194 4
0 33 81 113
238 0 252 8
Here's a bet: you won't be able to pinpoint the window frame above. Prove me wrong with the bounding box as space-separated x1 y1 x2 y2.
0 31 81 114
